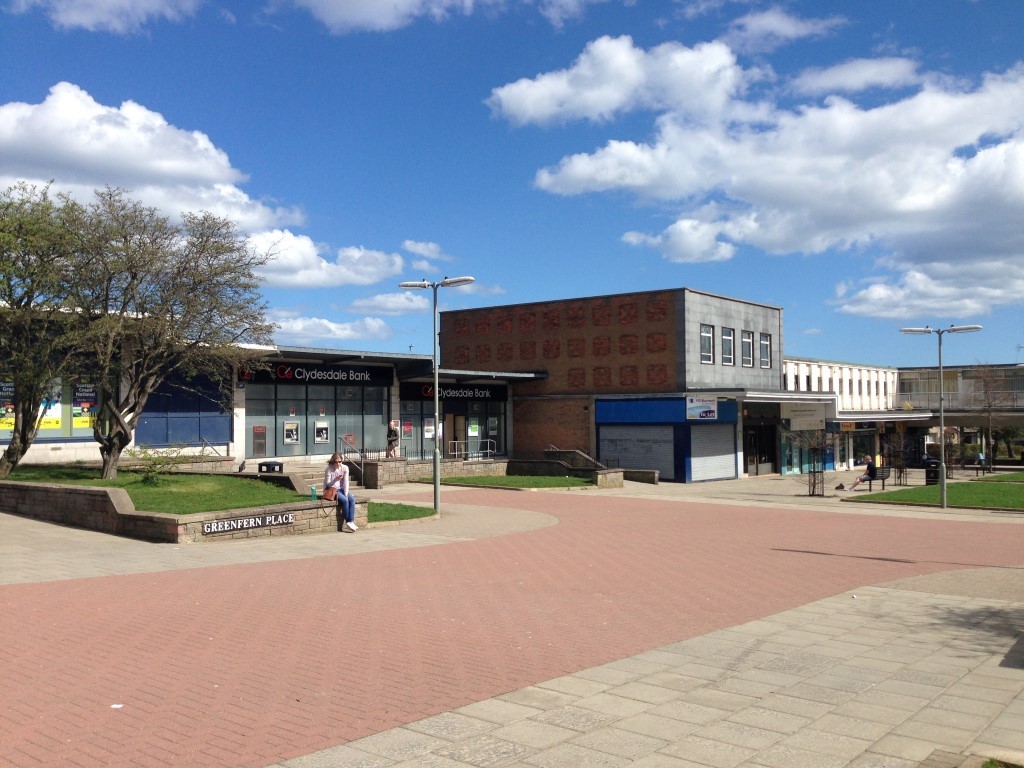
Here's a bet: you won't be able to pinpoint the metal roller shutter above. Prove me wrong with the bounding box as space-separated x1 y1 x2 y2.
691 424 736 481
599 425 675 481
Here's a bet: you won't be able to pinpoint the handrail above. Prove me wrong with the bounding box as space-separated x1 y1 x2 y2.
448 439 496 460
198 438 223 457
339 439 364 481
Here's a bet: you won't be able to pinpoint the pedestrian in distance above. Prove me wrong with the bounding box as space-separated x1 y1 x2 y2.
324 452 357 531
386 420 399 458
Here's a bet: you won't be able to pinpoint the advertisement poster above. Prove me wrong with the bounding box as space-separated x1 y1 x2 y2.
686 397 718 421
468 418 479 438
402 419 413 438
423 417 435 440
73 381 97 429
487 417 498 434
283 420 300 444
38 385 62 430
314 421 329 444
0 379 13 430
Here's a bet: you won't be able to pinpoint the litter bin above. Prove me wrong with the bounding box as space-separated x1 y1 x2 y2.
923 459 941 486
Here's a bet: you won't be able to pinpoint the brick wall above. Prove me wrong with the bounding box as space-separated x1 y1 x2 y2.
441 290 679 397
0 481 367 543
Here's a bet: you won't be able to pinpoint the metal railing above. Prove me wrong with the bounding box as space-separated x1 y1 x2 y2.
544 445 607 469
198 438 223 457
898 391 1024 410
448 439 496 460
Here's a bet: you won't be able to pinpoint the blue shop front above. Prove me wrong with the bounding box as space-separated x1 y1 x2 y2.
595 397 740 482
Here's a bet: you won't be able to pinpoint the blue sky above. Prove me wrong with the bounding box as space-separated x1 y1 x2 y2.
2 0 1023 368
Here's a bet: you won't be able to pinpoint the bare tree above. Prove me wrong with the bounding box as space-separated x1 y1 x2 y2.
781 427 842 496
69 188 274 478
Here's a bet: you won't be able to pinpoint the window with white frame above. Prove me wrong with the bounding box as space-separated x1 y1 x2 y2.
741 331 754 367
700 323 714 364
759 333 771 368
722 327 734 366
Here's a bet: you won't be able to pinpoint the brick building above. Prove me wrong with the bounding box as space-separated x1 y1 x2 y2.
440 288 784 481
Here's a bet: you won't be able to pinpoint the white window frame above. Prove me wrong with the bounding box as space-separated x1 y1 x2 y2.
700 323 715 365
721 327 735 366
759 333 772 368
741 330 754 368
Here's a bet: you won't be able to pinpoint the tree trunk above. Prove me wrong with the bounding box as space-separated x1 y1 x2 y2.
0 398 44 478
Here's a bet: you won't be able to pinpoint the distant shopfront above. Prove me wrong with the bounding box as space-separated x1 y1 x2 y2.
398 382 508 460
595 397 740 482
240 362 393 459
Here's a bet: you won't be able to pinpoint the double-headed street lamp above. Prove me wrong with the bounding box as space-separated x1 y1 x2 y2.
399 276 476 514
899 324 983 508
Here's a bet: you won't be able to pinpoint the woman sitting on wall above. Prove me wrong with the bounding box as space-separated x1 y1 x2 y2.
324 453 357 531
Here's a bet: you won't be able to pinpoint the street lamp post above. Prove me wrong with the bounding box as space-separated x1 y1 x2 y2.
399 276 476 514
899 324 983 508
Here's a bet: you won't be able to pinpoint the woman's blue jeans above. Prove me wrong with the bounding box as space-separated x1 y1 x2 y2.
336 492 355 523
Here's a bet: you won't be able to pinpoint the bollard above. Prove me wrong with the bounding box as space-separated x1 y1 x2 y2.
310 485 317 501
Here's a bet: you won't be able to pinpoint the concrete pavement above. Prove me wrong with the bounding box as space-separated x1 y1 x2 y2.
1 471 1022 768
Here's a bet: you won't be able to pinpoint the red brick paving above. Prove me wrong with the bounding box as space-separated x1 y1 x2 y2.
2 489 1022 767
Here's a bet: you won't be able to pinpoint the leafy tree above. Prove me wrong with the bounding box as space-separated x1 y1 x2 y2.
68 188 274 478
0 183 81 478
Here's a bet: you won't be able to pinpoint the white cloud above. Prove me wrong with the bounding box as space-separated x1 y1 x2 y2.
0 82 303 231
349 292 432 315
402 239 455 261
271 312 393 345
792 58 921 96
251 230 405 287
8 0 202 32
623 219 735 263
500 33 1024 319
723 7 845 54
488 36 743 126
282 0 613 34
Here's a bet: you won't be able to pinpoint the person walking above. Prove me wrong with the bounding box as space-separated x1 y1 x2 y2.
324 452 357 531
386 420 399 458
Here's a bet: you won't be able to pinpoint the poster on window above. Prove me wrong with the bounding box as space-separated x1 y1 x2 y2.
314 421 330 444
0 379 13 430
283 420 300 444
488 416 498 434
73 381 97 428
423 417 435 440
402 419 413 438
468 418 479 438
37 384 62 429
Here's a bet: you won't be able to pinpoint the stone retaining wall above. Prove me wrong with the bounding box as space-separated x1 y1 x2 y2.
0 481 367 544
361 458 510 489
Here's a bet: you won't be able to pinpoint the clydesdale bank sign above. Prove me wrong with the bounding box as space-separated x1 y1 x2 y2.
239 363 393 386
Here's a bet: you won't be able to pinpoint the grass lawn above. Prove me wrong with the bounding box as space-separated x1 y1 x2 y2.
430 475 592 489
976 470 1024 483
369 502 435 523
9 465 439 522
8 465 305 513
983 759 1024 768
854 479 1024 511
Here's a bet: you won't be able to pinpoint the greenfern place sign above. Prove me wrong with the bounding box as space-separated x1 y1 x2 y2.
202 512 295 535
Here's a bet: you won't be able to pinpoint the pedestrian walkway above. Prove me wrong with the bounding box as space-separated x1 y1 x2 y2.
1 474 1022 768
